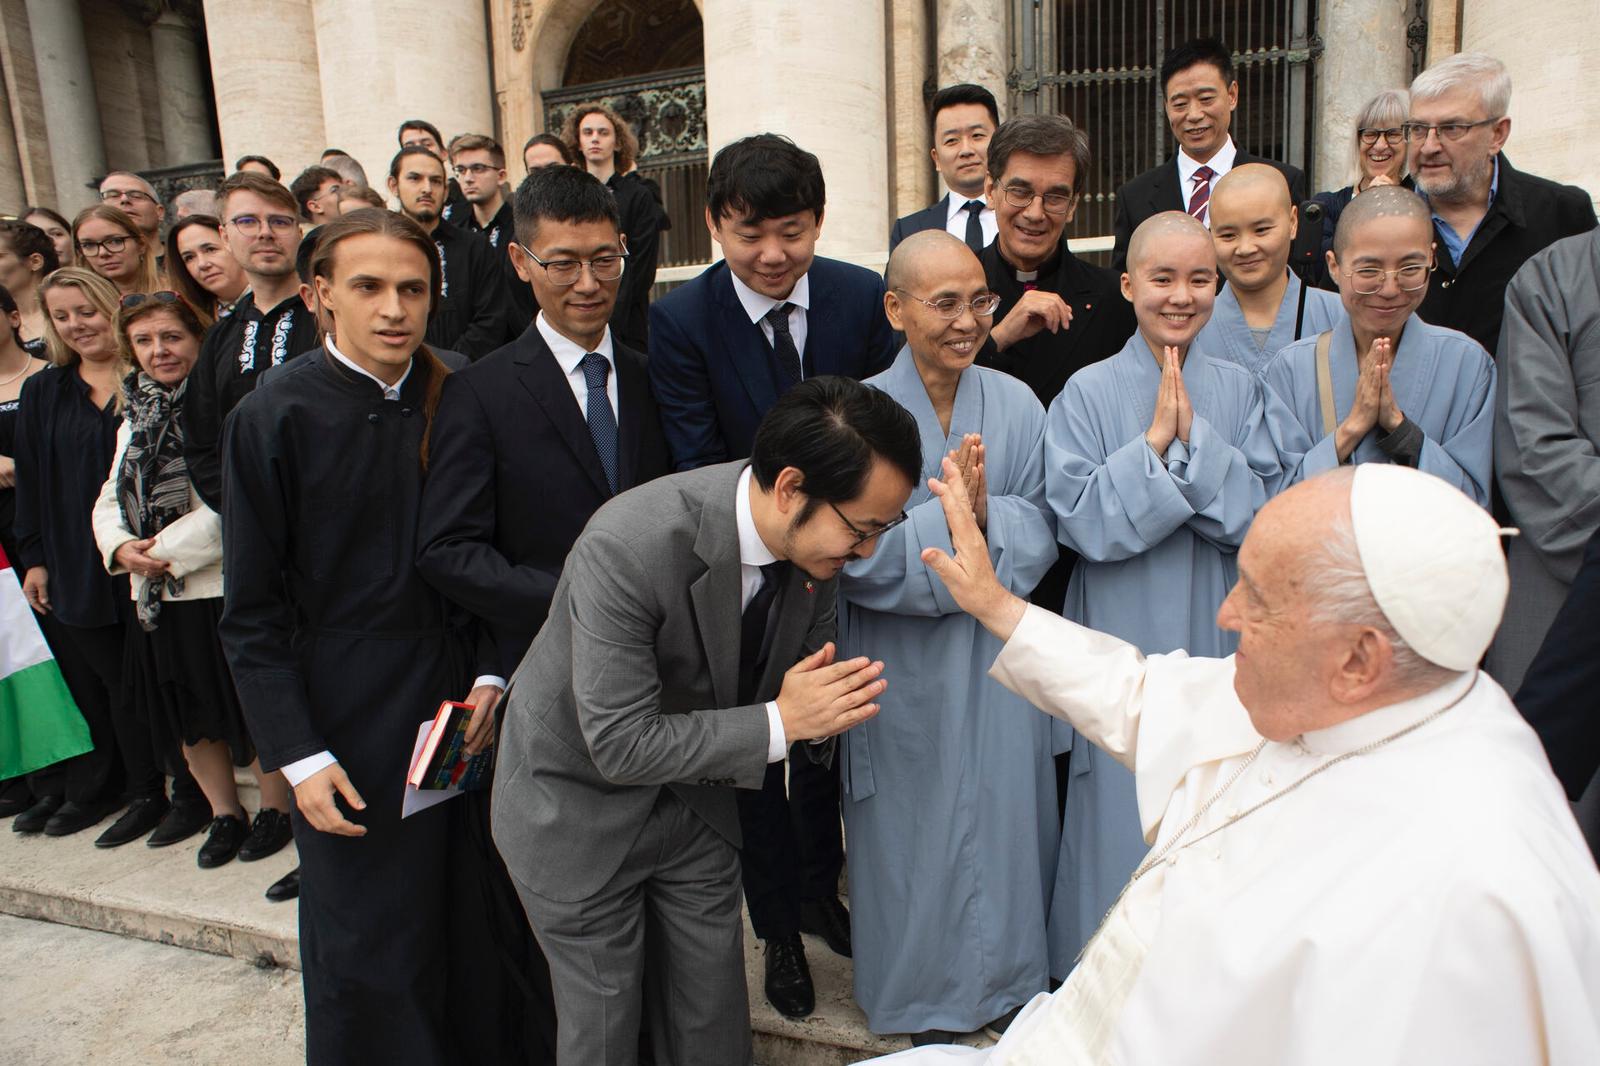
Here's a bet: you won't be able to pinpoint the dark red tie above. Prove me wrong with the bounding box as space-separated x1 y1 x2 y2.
1187 165 1215 223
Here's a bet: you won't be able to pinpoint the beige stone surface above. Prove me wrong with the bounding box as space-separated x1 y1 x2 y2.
935 0 1007 102
1312 0 1410 192
888 0 934 224
203 0 326 181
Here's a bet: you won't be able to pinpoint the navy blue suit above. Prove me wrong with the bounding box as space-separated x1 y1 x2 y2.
648 257 898 471
889 195 952 254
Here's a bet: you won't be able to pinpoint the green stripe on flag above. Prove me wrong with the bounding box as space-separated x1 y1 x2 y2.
0 658 93 780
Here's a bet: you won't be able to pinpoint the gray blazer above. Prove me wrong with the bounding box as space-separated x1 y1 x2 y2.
491 460 837 902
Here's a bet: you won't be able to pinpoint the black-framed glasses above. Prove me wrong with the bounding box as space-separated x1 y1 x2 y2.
829 502 909 550
1402 119 1500 143
101 188 155 204
515 243 628 286
1358 127 1405 147
77 235 132 256
453 163 498 178
1000 184 1077 215
120 290 181 310
893 289 1002 319
227 214 299 235
1344 262 1435 295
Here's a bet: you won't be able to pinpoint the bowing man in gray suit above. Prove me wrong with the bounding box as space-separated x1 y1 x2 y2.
491 376 923 1065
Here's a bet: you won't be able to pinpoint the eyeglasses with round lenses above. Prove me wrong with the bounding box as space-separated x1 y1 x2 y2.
78 235 132 256
227 214 300 235
1000 185 1076 215
1401 119 1499 143
894 289 1002 319
515 243 628 286
101 188 155 204
453 163 498 178
120 290 181 310
1345 262 1434 295
1358 127 1404 147
829 502 910 551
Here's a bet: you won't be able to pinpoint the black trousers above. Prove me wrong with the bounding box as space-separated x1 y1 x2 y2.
736 745 845 941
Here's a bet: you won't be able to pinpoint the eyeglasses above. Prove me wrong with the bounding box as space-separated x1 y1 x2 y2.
453 163 499 178
515 243 627 286
120 290 181 310
1000 185 1077 215
312 184 343 202
77 235 132 257
893 289 1002 319
1344 262 1434 295
101 188 155 205
227 214 299 235
1358 127 1405 147
1401 119 1500 143
829 502 910 551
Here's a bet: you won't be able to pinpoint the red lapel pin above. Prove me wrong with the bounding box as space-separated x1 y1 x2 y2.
804 580 815 594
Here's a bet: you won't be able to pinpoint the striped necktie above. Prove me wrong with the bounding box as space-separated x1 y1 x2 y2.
1187 165 1216 223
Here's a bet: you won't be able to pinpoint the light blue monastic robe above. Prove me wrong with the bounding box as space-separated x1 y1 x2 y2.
1195 272 1345 376
1042 334 1280 978
839 349 1061 1034
1261 314 1495 505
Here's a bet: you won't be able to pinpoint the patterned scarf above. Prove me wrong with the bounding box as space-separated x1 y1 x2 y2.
116 372 190 630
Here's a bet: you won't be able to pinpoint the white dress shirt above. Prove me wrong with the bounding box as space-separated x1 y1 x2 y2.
1176 136 1238 227
943 193 998 247
729 269 810 366
734 466 791 763
537 311 618 419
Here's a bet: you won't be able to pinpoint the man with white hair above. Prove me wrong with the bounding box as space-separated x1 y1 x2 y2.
864 460 1600 1065
1406 52 1595 355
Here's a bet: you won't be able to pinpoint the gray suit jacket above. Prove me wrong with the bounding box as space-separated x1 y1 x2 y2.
491 460 838 902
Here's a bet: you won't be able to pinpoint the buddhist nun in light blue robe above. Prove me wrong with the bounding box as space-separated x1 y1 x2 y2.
839 232 1060 1037
1197 272 1345 375
1042 213 1281 977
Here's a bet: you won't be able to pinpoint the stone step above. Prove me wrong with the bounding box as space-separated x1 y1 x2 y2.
0 805 989 1064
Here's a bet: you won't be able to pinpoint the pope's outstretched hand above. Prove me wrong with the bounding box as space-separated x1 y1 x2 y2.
920 456 1029 642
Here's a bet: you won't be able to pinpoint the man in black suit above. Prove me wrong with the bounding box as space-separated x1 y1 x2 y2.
649 133 895 1018
889 83 1000 254
1111 37 1306 272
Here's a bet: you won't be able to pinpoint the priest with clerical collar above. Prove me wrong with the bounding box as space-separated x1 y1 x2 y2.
865 461 1600 1065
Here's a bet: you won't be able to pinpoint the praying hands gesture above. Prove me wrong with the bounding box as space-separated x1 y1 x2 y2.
948 433 987 531
921 457 1026 642
1336 337 1400 460
1145 346 1193 456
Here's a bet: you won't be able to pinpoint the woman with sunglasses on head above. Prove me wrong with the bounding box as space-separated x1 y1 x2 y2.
0 221 59 356
90 291 293 868
73 204 163 298
1309 89 1415 287
23 206 75 270
12 269 207 844
166 215 247 326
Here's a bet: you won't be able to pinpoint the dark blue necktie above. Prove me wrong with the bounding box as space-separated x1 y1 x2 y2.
579 352 618 494
764 303 801 392
963 199 986 254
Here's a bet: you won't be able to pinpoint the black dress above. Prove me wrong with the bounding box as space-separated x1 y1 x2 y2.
0 393 21 566
125 597 253 770
607 170 670 352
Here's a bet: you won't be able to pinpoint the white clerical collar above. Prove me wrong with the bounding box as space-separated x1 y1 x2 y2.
1177 136 1238 186
945 192 991 225
325 334 410 400
729 269 811 326
536 311 613 376
735 466 779 569
1296 670 1477 756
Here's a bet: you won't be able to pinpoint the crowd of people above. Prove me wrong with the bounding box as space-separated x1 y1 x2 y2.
2 33 1599 1066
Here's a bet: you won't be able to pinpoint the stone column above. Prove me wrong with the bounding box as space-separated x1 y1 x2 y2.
0 58 25 210
149 5 215 165
888 0 934 221
22 0 106 213
1312 0 1409 192
936 0 1008 104
312 0 495 195
703 0 891 261
203 0 325 178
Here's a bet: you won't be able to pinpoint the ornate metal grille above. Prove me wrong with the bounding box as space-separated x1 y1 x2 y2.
544 66 710 268
1009 0 1318 249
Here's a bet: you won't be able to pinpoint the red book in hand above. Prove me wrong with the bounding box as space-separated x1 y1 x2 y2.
407 700 494 791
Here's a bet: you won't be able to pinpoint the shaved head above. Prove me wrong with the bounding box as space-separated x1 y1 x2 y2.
1126 210 1213 273
1333 186 1432 258
885 229 977 293
1212 163 1292 212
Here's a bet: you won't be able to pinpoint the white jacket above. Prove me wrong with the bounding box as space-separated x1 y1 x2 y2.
92 421 223 602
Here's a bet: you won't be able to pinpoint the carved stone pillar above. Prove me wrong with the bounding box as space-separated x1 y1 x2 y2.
1312 0 1409 192
23 0 107 212
202 0 326 177
147 1 216 165
936 0 1007 104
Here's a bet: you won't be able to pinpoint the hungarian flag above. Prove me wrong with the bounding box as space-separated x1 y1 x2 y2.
0 543 91 779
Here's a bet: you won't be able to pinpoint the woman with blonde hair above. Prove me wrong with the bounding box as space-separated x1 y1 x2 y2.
1309 88 1415 275
73 204 162 297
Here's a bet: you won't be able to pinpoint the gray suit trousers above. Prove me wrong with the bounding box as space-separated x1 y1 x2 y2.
508 789 753 1066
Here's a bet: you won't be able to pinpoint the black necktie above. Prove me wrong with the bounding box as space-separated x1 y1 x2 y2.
738 562 785 703
963 199 986 254
579 352 619 494
764 303 801 392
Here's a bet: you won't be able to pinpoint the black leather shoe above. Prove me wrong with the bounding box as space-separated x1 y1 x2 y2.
237 808 293 862
12 794 63 834
763 934 814 1019
264 866 300 902
42 797 119 837
0 792 33 817
147 801 212 847
984 1004 1024 1040
800 895 852 958
196 814 248 868
911 1030 958 1046
92 796 169 847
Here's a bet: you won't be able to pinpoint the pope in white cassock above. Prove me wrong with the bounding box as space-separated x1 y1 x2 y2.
863 458 1600 1065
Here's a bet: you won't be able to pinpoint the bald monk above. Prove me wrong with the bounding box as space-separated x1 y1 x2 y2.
1040 211 1281 977
1262 185 1495 504
1195 164 1343 374
864 461 1600 1065
838 231 1060 1042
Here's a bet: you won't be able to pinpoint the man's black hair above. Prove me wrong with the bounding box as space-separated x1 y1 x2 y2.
511 165 620 247
289 166 342 218
397 118 444 147
522 133 575 167
751 376 922 523
705 134 826 225
929 83 1000 132
295 226 320 285
1160 37 1235 95
234 154 281 180
389 145 446 181
321 148 351 160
